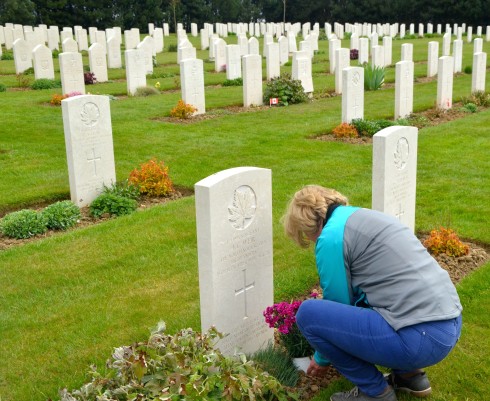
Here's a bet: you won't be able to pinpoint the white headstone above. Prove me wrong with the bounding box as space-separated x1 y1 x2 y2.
226 44 242 80
13 38 32 73
427 41 439 77
442 33 451 56
200 29 209 50
195 167 274 355
59 52 86 95
62 95 116 207
400 43 413 61
242 54 263 107
32 44 54 80
372 126 418 232
473 38 483 53
214 38 227 73
292 51 313 93
77 29 89 51
453 40 463 73
88 42 108 82
62 37 78 53
47 27 59 51
153 28 164 53
124 49 147 95
278 36 289 65
395 60 414 119
124 29 138 50
382 36 392 66
359 37 369 65
335 48 350 94
180 58 206 115
107 36 122 68
265 42 280 80
437 56 454 109
287 31 297 52
238 35 248 56
248 37 259 55
467 26 473 43
342 66 364 123
329 38 341 73
471 52 487 92
372 45 385 68
137 36 154 74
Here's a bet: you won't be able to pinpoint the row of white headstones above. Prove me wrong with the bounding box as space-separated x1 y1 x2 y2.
62 92 416 355
7 20 488 123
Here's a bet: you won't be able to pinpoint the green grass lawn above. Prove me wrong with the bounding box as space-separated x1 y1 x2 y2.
0 33 489 401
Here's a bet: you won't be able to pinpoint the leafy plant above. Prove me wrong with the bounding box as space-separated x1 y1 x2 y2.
350 49 359 60
249 343 299 387
0 209 48 239
16 73 31 88
223 77 243 86
462 90 490 107
134 86 160 96
149 71 175 79
264 299 314 358
31 79 61 90
332 122 358 138
363 64 385 91
464 65 472 74
0 83 6 92
57 324 295 401
263 73 308 106
42 200 81 230
1 51 14 60
129 159 174 197
423 227 469 257
461 102 477 113
102 180 140 200
351 118 394 137
170 99 197 119
84 72 97 85
167 44 178 52
89 193 138 218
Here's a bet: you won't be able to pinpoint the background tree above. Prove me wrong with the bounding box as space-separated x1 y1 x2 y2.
0 0 36 25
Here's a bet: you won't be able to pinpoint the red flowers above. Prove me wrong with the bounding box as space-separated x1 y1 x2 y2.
263 300 302 334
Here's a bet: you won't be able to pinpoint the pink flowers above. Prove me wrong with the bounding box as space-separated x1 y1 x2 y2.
263 300 302 334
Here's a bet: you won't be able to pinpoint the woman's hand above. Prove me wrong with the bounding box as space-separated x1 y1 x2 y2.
306 359 330 377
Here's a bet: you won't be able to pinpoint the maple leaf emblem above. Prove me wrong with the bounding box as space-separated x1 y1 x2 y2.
80 102 100 127
394 137 409 170
228 186 256 230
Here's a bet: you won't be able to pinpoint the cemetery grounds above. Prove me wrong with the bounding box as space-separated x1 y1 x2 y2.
0 32 489 401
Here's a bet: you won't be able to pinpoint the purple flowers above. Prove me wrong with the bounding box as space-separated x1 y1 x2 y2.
263 300 302 334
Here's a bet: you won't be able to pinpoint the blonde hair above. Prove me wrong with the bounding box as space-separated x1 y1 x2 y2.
282 185 348 248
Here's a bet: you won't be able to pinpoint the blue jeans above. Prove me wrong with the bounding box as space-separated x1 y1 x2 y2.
296 299 462 397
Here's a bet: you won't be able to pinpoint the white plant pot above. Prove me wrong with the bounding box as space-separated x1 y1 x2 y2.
292 356 311 373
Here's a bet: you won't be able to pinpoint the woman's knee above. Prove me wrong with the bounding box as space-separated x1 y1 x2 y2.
296 299 321 329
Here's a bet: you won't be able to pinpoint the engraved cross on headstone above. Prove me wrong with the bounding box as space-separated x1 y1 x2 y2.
87 148 101 176
404 65 411 110
395 203 405 220
235 269 255 319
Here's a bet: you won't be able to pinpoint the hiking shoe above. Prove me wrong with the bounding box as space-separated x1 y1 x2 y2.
387 372 432 398
330 386 397 401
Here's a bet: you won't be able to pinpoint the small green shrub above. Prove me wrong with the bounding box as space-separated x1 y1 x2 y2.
149 71 175 79
263 73 308 106
461 102 477 113
1 209 48 239
364 64 385 91
89 193 138 218
0 83 7 92
351 119 395 137
464 65 472 74
134 86 160 96
52 49 60 59
223 77 243 86
167 44 178 52
57 324 295 401
42 200 81 230
1 51 14 60
102 180 140 200
31 78 61 90
249 343 299 387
